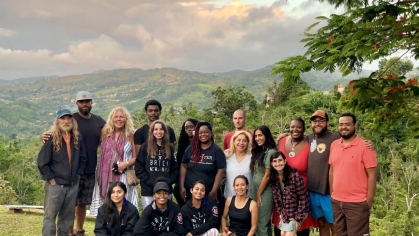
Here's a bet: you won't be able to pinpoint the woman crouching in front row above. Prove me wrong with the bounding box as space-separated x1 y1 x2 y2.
270 151 310 236
94 182 139 236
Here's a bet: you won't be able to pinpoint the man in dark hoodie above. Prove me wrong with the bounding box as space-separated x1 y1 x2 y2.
181 180 219 236
134 179 183 236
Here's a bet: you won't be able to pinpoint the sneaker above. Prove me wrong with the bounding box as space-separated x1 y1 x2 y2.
75 229 85 236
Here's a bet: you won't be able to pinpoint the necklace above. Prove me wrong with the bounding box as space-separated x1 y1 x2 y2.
289 138 302 158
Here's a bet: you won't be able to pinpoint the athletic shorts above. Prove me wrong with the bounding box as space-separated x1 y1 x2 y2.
76 174 95 205
310 191 334 224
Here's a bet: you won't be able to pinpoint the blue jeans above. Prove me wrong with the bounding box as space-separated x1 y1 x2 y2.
42 181 78 236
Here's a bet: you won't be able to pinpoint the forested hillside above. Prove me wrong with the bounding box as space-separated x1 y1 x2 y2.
0 66 368 139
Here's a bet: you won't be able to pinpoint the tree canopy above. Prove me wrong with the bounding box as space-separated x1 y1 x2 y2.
274 0 419 134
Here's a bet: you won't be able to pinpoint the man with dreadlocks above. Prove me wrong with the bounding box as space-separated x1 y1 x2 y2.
37 109 87 236
179 122 226 219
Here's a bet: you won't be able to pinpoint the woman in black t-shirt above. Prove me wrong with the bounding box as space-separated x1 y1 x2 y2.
174 118 199 207
221 175 258 236
179 122 226 202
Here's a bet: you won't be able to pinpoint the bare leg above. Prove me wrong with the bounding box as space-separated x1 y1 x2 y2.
75 204 87 231
318 217 331 236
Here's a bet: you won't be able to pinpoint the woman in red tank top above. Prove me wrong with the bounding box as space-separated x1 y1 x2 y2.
273 118 318 236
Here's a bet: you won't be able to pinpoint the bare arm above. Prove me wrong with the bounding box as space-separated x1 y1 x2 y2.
366 167 377 208
329 165 333 195
256 168 270 206
247 200 258 236
179 163 188 200
209 168 226 200
221 196 232 234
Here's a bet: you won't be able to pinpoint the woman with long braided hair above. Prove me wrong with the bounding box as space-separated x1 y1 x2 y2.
179 122 226 214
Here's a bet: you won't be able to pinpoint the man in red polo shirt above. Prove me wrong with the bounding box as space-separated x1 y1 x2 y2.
329 113 377 236
223 109 252 150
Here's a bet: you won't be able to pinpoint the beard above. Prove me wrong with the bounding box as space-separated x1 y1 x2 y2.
339 129 356 139
312 126 327 136
59 123 73 132
78 106 91 115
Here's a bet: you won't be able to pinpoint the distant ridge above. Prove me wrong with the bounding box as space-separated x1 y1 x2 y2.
0 66 371 138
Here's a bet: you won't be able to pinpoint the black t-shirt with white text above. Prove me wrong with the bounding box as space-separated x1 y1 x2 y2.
134 124 176 145
182 143 226 194
73 113 106 174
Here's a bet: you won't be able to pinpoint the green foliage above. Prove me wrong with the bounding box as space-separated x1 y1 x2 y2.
273 0 419 131
0 174 16 205
378 57 414 78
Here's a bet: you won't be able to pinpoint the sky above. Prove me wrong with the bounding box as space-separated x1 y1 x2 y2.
0 0 342 80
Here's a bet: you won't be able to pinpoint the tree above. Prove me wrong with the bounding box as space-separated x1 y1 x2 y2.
211 86 258 119
377 57 414 78
265 80 311 106
273 0 419 135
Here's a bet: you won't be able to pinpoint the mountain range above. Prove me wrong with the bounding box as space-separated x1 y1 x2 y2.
0 66 370 139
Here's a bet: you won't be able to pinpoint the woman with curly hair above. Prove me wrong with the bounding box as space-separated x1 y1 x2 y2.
90 107 138 216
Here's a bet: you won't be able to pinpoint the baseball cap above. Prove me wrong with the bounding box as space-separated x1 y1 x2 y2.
153 181 169 194
76 91 92 101
56 109 73 119
310 110 327 120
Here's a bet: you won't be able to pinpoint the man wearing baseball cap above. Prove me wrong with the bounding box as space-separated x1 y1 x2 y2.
42 92 106 236
37 109 87 236
306 110 340 236
134 178 183 235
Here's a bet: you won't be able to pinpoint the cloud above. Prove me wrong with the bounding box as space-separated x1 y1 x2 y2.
0 28 16 37
0 0 342 79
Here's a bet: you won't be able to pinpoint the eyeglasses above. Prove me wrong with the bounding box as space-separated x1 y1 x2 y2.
311 119 326 124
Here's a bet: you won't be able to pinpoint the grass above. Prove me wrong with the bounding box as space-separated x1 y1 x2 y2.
0 206 96 236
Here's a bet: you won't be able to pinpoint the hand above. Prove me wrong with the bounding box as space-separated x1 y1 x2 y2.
276 133 289 144
256 194 262 206
49 178 56 185
41 131 52 143
367 199 373 209
208 191 217 201
365 140 375 150
180 187 186 201
118 161 128 173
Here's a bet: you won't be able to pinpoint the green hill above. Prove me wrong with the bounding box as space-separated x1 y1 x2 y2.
0 66 370 139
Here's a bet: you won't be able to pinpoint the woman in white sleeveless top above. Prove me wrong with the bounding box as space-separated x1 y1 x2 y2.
224 131 253 198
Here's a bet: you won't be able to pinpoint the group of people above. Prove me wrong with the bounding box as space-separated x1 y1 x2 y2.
37 90 377 236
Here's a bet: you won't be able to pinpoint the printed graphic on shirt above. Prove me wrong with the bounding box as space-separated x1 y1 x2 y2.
310 139 317 152
192 154 214 164
149 150 170 172
191 212 205 229
177 213 183 224
151 216 170 232
212 206 218 216
317 143 326 153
